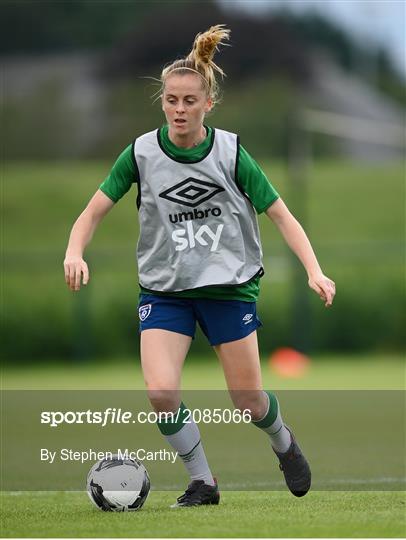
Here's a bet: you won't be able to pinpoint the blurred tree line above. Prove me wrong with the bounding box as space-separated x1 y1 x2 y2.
2 1 404 161
1 0 404 104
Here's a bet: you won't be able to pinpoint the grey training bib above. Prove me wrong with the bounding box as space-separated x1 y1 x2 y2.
134 128 264 292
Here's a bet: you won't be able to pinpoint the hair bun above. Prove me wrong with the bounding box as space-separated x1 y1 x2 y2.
187 24 230 76
160 24 231 108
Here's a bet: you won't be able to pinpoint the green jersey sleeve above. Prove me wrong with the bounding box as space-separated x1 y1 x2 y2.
236 144 279 214
99 144 138 203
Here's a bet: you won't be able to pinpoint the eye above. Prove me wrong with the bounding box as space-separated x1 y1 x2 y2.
186 99 195 105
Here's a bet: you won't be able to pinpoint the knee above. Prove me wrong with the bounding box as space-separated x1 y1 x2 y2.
230 390 267 421
146 388 180 414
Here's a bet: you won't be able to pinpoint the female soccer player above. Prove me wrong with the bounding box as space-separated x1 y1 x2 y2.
64 25 335 507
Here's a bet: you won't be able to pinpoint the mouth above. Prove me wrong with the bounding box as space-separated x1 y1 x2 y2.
174 119 187 126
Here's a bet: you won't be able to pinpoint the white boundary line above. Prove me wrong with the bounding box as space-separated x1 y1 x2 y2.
2 477 405 494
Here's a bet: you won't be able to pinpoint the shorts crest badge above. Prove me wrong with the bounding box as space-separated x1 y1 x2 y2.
139 304 152 321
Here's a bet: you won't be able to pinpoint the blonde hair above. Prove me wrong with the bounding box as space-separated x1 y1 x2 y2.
160 24 230 106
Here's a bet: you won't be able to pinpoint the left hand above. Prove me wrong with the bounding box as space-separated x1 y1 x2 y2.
308 273 336 307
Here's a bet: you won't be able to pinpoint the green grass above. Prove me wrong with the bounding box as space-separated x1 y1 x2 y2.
1 491 405 538
2 354 404 390
1 356 405 537
2 156 405 538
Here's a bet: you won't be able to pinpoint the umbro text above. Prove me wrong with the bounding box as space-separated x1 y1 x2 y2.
168 207 222 224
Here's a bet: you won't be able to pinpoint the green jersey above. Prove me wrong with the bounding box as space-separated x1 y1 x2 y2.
99 125 279 302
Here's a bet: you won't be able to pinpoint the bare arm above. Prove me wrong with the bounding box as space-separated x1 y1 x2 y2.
266 198 336 307
64 189 115 291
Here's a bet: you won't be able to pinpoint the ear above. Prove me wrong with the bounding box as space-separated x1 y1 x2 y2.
204 98 213 113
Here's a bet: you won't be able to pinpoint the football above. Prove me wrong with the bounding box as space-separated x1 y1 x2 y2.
87 455 150 512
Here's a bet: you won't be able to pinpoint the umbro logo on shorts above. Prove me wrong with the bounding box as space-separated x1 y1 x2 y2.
242 313 254 325
159 178 225 208
139 304 152 321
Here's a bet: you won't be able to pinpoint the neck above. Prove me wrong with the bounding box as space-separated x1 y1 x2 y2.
167 125 206 149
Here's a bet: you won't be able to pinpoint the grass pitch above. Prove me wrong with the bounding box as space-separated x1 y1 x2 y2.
2 353 404 390
1 356 405 537
1 491 405 538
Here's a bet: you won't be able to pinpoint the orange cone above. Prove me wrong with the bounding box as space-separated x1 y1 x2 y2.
269 347 310 378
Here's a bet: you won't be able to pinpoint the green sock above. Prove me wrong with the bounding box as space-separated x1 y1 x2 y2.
252 391 291 453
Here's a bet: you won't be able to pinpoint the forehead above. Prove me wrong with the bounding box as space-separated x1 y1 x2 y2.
164 73 205 96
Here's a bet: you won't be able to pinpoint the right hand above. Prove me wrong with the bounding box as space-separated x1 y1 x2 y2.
64 255 89 291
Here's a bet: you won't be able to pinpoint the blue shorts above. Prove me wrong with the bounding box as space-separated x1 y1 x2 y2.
138 294 262 346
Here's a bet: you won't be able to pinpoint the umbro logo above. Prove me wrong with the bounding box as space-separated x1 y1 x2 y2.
242 313 254 325
159 178 225 208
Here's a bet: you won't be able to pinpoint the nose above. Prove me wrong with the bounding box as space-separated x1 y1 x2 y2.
176 102 185 114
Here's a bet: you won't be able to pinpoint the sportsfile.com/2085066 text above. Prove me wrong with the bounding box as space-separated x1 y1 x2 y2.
40 408 252 427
